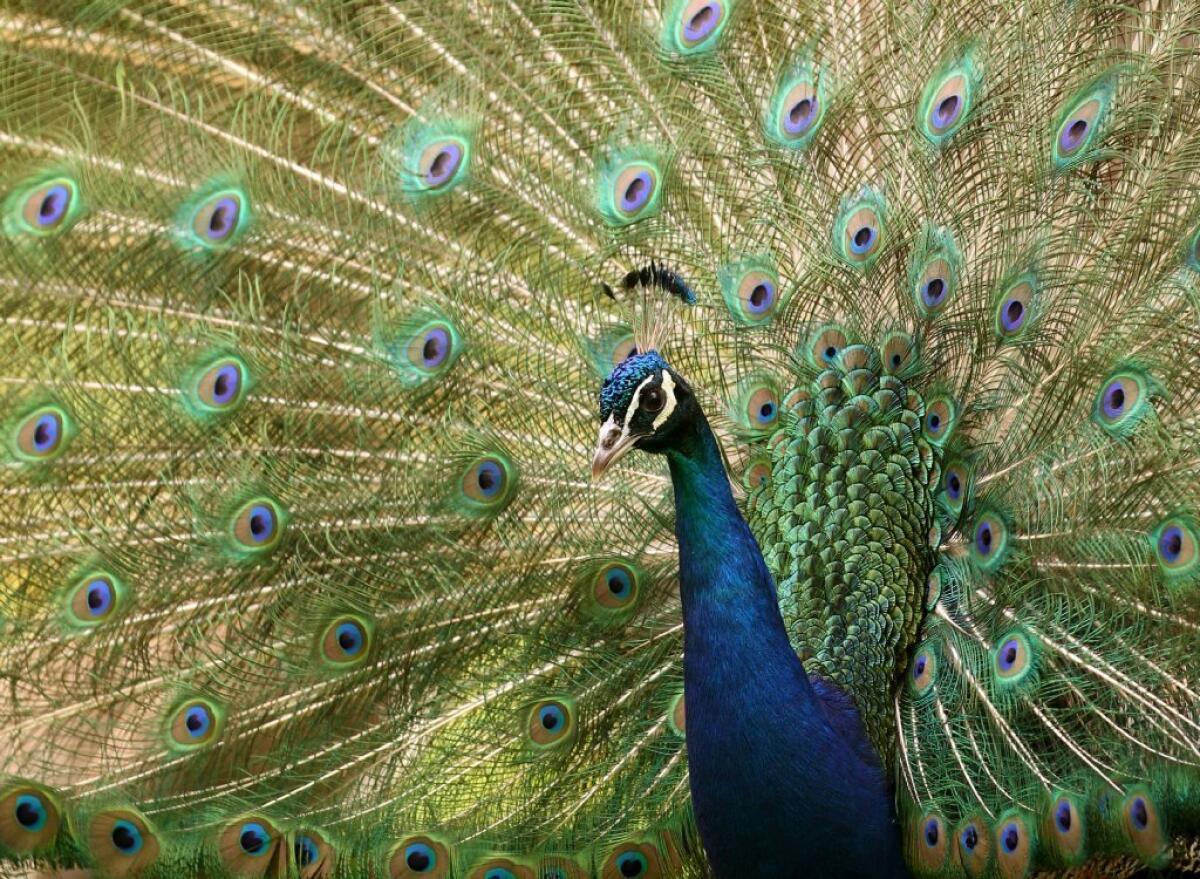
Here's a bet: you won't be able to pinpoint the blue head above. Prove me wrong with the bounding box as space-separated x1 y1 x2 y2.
592 350 696 477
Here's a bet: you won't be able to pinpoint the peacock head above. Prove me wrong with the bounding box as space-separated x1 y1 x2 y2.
592 350 695 478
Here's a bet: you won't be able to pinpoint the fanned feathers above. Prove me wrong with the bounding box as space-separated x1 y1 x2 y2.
1 1 1200 877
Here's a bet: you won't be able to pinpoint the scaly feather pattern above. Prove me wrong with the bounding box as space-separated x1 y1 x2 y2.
1 0 1199 877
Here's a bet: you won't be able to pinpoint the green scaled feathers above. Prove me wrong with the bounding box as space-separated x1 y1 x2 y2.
2 1 1200 878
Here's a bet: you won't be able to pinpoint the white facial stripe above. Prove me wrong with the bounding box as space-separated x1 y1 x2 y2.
652 371 677 430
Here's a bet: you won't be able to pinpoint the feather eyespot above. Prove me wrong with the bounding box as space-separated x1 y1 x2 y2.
668 692 686 736
1052 74 1116 169
731 380 781 436
419 139 466 189
602 843 662 879
0 786 60 851
20 178 78 232
765 63 827 148
88 808 160 874
910 812 948 871
881 333 916 374
459 454 517 513
219 817 280 875
834 191 887 268
743 458 771 491
807 325 849 369
662 0 729 55
909 645 936 695
955 817 991 877
11 405 73 463
594 562 639 610
1092 368 1156 436
184 187 250 250
994 813 1031 879
917 50 980 146
68 571 123 626
468 858 533 879
922 397 955 444
186 356 250 418
526 699 576 749
167 698 222 750
595 150 665 226
993 631 1035 686
719 258 781 325
970 512 1009 571
1122 790 1167 864
390 836 450 879
941 461 969 514
1045 794 1085 863
995 279 1034 338
1153 518 1198 581
231 498 285 553
321 616 372 667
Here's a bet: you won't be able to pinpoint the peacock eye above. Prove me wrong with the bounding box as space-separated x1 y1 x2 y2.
239 822 269 856
295 835 319 866
419 139 466 189
167 698 222 749
69 572 122 625
615 851 648 877
191 191 244 244
405 842 436 872
321 616 372 666
640 387 665 412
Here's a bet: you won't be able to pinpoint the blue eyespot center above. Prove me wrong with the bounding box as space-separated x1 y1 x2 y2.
248 505 275 543
924 818 939 847
933 95 961 130
336 622 365 656
747 281 775 314
111 820 143 854
607 569 632 598
913 655 927 679
539 705 564 731
946 472 962 499
961 825 978 851
1055 800 1073 832
621 172 653 213
975 522 994 555
1001 298 1025 332
14 795 46 831
1002 824 1019 852
240 823 268 856
212 365 241 405
476 461 502 497
616 851 647 877
850 225 877 255
1131 797 1148 830
32 413 61 453
922 277 947 307
86 578 114 615
426 144 463 187
683 3 721 42
405 842 435 872
1102 381 1126 418
485 869 516 879
421 327 450 368
786 97 818 134
998 639 1020 671
207 197 240 241
1060 118 1089 153
757 402 776 423
1159 526 1184 563
295 835 318 866
185 705 211 738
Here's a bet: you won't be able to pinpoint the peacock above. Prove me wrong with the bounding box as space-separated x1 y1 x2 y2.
2 0 1200 877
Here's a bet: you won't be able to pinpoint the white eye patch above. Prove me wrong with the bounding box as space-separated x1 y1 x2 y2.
651 371 677 429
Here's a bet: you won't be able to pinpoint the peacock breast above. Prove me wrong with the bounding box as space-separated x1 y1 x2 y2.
744 341 943 752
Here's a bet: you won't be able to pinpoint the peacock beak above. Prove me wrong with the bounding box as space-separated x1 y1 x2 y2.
592 416 638 480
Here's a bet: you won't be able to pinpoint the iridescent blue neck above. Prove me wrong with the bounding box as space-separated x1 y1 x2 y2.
667 413 906 879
